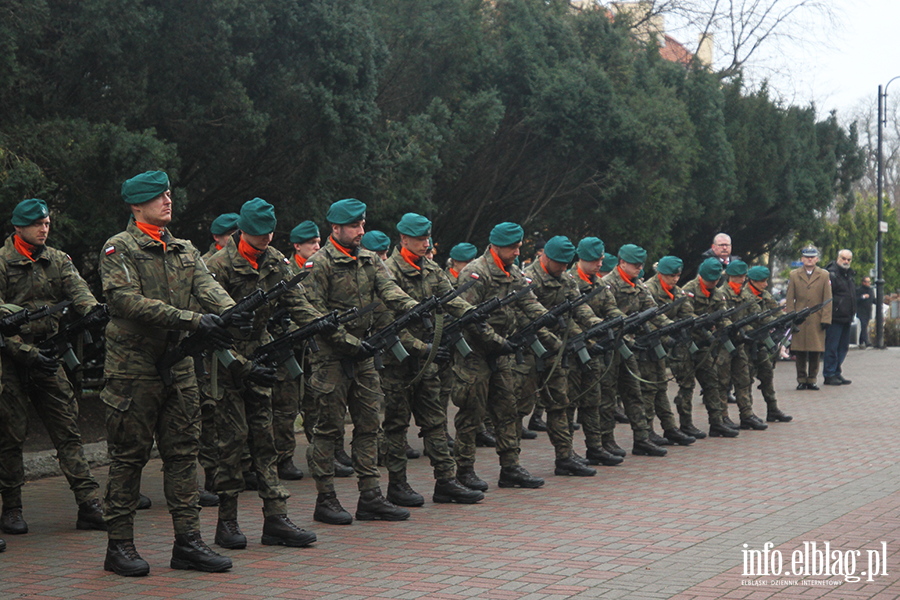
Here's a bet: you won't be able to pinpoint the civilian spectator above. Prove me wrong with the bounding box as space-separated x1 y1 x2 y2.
856 276 874 348
823 250 856 385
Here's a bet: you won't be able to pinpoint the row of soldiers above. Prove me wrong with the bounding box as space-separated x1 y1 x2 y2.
0 171 794 576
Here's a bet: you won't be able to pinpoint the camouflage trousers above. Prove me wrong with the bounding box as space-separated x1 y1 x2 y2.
670 345 727 427
272 370 299 466
102 370 201 539
0 359 100 510
214 366 290 520
600 351 650 442
513 354 538 430
567 354 611 450
749 345 779 410
520 356 573 460
448 351 520 469
717 345 755 420
382 361 456 482
306 357 382 494
637 357 678 432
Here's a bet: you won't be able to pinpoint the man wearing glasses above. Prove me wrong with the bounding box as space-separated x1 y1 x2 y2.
823 250 856 385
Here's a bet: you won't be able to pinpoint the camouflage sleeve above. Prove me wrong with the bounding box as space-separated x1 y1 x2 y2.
100 238 201 331
270 259 322 328
515 288 561 351
58 252 99 314
641 287 673 329
568 282 603 332
434 269 499 347
185 244 236 316
374 261 418 314
712 292 732 328
304 256 362 353
592 287 627 319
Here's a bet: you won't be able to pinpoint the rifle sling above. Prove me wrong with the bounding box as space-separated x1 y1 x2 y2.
539 317 570 391
407 312 444 388
111 317 171 341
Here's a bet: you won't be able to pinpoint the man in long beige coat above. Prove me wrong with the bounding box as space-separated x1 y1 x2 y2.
785 246 833 390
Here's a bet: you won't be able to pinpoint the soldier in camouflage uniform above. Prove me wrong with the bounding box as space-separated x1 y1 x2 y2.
719 260 768 431
565 238 626 467
0 199 105 537
600 245 675 457
639 257 697 447
677 258 739 438
745 266 792 423
205 199 319 550
304 199 420 525
450 222 555 490
100 171 237 576
520 236 607 477
379 214 485 506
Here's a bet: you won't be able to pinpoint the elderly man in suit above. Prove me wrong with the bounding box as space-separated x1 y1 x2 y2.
785 246 833 390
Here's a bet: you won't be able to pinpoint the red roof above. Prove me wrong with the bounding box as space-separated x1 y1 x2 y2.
660 34 693 65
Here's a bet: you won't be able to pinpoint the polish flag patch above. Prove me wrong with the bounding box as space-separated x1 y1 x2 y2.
305 261 314 269
470 273 479 279
105 246 116 256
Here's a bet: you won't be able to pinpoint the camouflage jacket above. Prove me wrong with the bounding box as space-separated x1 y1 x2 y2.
100 219 235 379
567 265 626 320
457 248 559 353
721 281 762 333
600 266 672 328
748 284 781 325
524 260 601 339
681 276 732 327
644 274 696 320
201 242 220 264
0 234 98 361
205 233 321 360
304 236 418 361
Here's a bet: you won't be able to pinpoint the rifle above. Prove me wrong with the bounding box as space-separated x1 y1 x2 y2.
353 279 476 371
251 306 370 379
689 300 754 355
633 315 697 360
713 304 781 354
38 304 110 370
504 283 607 366
565 315 625 367
0 300 73 340
156 270 309 386
747 298 832 351
438 283 537 358
606 295 689 360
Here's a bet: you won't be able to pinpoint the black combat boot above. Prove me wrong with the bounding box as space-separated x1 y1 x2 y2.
136 493 152 510
242 471 259 491
498 465 544 489
554 457 597 477
585 446 624 466
334 459 354 478
0 508 27 535
0 537 5 552
261 515 317 547
570 452 589 465
456 466 488 492
405 442 421 459
334 447 353 467
386 481 425 507
708 422 739 438
356 488 410 521
721 415 740 430
680 423 707 439
520 426 538 440
313 492 353 525
475 428 496 447
171 531 232 572
632 439 667 457
215 519 247 549
528 412 548 432
664 428 696 446
198 488 220 507
76 499 107 531
740 415 768 430
433 478 484 504
602 439 627 458
277 458 305 481
104 539 150 577
613 408 630 423
649 430 672 446
766 408 793 422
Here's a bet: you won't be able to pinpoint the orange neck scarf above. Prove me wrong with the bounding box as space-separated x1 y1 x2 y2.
449 267 459 279
135 221 166 251
617 265 635 288
13 235 37 262
330 236 356 260
658 275 674 300
490 247 510 277
400 247 422 271
699 279 714 298
215 242 223 252
748 283 762 297
238 235 265 270
728 281 743 297
295 253 306 270
577 264 593 284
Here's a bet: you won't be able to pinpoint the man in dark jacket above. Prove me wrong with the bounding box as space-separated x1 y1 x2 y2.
856 276 874 348
823 250 856 385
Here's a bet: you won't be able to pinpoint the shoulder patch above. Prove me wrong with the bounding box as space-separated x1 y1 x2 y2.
686 292 694 298
305 260 314 269
66 254 72 261
105 246 116 256
525 277 533 284
470 272 480 279
283 257 290 265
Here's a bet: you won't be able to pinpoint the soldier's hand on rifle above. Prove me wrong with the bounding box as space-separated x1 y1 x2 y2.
230 310 255 336
498 339 517 355
30 348 59 375
431 345 452 365
356 340 377 359
246 364 277 388
197 314 234 349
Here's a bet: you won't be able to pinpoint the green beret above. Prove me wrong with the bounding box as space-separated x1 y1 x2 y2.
397 213 432 237
748 265 770 281
698 257 723 282
327 198 366 224
450 243 477 262
290 220 320 243
576 237 605 261
210 213 239 235
12 198 50 227
237 198 277 236
618 244 647 265
544 236 576 263
361 230 390 252
725 259 748 276
427 237 433 250
489 222 524 247
600 253 618 272
656 255 683 275
121 171 169 205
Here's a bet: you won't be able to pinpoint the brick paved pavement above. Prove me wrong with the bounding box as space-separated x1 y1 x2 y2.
1 348 897 600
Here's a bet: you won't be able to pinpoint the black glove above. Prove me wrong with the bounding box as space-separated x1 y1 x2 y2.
30 349 59 375
229 310 255 336
820 322 829 331
246 364 277 388
356 340 377 358
498 340 517 355
197 314 233 349
433 345 452 365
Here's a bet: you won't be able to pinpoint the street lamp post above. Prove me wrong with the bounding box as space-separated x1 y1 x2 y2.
875 78 900 348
